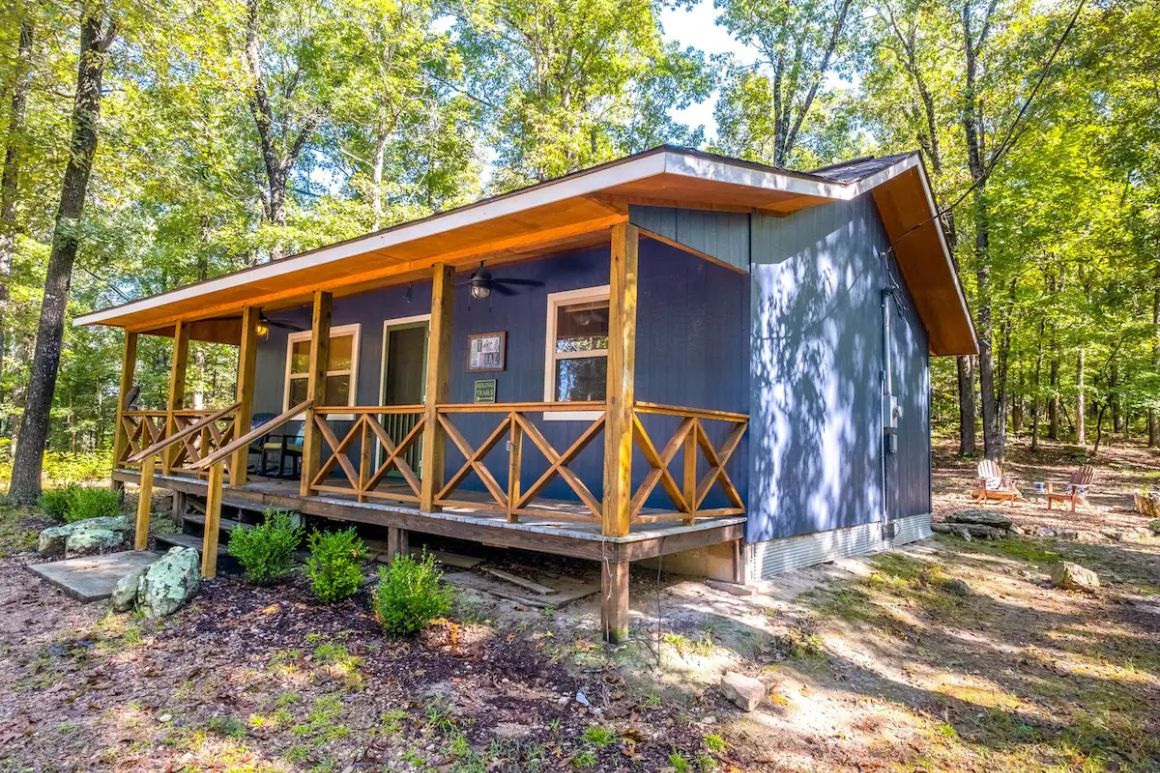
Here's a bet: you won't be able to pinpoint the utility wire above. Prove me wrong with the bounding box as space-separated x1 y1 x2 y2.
891 0 1088 251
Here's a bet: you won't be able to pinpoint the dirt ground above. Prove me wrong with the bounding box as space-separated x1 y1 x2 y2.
1 437 1158 771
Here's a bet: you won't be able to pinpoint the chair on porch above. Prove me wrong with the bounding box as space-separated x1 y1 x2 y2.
261 424 304 479
972 459 1022 504
1046 464 1095 512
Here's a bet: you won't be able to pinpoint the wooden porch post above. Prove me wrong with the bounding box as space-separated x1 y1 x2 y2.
299 291 332 496
111 330 138 478
163 321 190 474
602 223 638 538
601 222 638 644
420 263 454 512
231 306 260 486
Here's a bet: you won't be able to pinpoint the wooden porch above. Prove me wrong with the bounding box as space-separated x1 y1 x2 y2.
108 224 750 642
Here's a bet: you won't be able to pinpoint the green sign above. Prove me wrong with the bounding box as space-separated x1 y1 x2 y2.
473 379 497 404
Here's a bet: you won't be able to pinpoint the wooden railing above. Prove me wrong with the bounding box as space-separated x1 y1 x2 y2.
127 397 746 577
308 405 426 504
630 402 748 524
119 404 241 474
435 402 607 523
117 410 167 466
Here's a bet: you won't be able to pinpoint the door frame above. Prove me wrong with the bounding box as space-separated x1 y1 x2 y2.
377 313 431 471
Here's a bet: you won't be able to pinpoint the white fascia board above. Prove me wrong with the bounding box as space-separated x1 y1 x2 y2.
662 151 853 199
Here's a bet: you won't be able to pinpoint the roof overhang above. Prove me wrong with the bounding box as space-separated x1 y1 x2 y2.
75 146 977 355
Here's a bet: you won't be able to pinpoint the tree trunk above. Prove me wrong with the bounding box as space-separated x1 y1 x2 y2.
0 20 33 405
1075 348 1086 448
1048 335 1060 440
961 3 1000 460
957 355 976 455
1110 359 1120 434
1031 315 1045 451
372 125 387 230
7 7 115 503
1150 283 1159 446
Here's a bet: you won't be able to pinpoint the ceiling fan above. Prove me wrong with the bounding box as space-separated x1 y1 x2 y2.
461 261 544 304
257 311 304 334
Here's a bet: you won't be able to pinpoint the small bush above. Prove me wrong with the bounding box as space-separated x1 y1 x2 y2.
306 528 367 603
38 485 78 521
63 487 122 523
373 551 452 636
38 485 121 523
227 509 303 584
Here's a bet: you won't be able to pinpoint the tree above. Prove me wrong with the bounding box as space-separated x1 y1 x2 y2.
0 16 33 405
713 0 858 166
8 0 117 502
454 0 708 188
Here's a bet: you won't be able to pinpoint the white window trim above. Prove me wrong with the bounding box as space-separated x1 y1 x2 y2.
284 323 361 420
543 285 610 421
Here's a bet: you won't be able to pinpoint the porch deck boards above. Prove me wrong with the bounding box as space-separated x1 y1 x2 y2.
116 468 745 563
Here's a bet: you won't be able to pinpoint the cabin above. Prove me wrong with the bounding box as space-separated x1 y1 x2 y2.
75 146 977 642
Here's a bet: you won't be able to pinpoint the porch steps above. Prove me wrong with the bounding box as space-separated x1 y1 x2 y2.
155 530 226 556
182 513 253 533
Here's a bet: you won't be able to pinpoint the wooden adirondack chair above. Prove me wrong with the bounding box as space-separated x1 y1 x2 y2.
972 459 1022 503
1046 465 1095 512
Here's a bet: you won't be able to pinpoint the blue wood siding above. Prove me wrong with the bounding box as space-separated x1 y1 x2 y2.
747 195 932 543
630 205 750 272
252 240 750 508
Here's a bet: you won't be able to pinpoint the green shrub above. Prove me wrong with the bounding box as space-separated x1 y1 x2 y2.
38 484 121 523
227 509 303 584
38 485 78 521
63 487 122 523
373 551 452 636
306 528 367 603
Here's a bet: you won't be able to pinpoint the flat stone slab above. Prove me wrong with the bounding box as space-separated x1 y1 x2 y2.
29 551 164 602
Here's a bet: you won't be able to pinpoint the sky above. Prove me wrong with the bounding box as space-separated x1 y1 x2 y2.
658 0 760 141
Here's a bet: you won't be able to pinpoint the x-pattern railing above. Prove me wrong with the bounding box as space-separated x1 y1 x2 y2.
168 409 240 471
310 406 426 503
118 410 167 466
434 402 606 523
631 402 747 523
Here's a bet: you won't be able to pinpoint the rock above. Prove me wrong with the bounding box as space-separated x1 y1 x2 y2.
574 690 590 707
946 510 1014 530
1050 561 1100 593
138 547 200 618
72 516 132 538
720 671 765 712
942 578 971 597
37 525 72 556
1036 527 1057 538
957 527 973 542
65 527 121 555
1150 519 1160 536
493 722 532 739
1055 529 1079 541
1009 524 1025 536
111 566 147 613
37 516 131 557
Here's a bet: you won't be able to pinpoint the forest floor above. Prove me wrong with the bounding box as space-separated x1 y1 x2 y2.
0 438 1158 771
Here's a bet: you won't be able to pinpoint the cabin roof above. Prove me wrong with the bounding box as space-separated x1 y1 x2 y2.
75 145 977 355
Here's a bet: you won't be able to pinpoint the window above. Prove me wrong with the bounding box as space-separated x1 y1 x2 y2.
284 323 360 416
544 286 610 419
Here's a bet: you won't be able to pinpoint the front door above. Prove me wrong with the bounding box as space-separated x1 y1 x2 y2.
380 316 429 475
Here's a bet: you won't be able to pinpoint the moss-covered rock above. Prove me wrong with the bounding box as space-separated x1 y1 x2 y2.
37 516 132 557
138 547 200 618
65 527 121 555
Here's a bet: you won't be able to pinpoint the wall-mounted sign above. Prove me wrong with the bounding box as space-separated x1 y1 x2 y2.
467 331 506 372
473 379 497 404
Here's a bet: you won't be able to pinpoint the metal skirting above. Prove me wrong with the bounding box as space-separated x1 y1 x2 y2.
751 513 932 579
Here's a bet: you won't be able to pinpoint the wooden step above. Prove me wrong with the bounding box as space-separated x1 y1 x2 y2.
182 514 253 533
155 531 226 556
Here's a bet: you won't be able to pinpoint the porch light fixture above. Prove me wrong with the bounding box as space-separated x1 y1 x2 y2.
255 317 270 338
468 265 492 301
